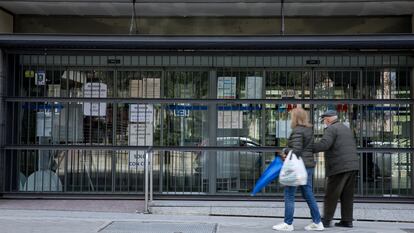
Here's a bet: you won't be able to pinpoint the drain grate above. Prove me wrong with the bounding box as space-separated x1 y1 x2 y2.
402 229 414 233
99 221 217 233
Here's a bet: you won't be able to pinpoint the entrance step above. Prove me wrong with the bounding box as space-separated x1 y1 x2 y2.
150 200 414 223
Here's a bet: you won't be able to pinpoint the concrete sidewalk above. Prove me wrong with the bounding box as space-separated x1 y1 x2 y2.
0 207 413 233
0 199 414 233
0 209 413 233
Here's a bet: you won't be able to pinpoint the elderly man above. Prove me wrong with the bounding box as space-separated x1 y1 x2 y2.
313 110 359 228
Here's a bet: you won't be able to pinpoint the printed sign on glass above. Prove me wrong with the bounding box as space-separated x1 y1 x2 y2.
128 123 153 169
35 71 46 85
129 104 154 123
83 82 107 116
217 77 236 99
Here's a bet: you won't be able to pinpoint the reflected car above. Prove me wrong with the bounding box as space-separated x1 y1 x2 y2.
195 137 262 192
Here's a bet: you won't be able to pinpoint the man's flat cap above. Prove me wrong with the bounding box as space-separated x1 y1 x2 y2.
320 110 338 118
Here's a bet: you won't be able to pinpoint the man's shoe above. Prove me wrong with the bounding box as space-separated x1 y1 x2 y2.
334 221 353 228
321 219 331 228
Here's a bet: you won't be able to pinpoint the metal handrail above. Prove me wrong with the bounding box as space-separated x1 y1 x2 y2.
4 145 414 153
5 97 414 104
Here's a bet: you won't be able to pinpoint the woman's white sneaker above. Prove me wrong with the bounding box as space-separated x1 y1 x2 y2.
272 223 294 231
304 222 325 231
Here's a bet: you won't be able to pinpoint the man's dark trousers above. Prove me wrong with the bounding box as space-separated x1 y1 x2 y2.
324 171 357 222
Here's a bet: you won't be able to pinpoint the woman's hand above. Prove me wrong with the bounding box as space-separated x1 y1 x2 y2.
280 148 290 161
275 149 283 154
275 149 286 161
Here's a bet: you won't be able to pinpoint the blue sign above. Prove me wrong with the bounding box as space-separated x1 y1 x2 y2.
167 105 208 111
174 109 190 117
22 103 64 111
366 106 408 111
218 106 262 111
166 105 263 112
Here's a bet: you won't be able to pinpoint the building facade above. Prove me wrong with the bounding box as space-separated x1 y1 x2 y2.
0 1 413 199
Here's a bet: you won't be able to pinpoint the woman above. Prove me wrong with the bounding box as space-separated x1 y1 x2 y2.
272 108 324 231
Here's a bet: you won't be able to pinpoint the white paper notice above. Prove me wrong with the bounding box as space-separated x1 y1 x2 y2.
83 83 107 116
128 123 153 169
217 77 236 99
129 104 154 123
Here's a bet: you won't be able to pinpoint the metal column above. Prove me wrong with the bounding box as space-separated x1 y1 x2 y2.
409 15 414 196
208 69 217 194
411 69 414 195
144 149 151 214
0 50 4 194
144 146 154 213
159 69 165 194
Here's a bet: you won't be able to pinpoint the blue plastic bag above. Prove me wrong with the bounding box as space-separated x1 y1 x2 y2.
251 156 283 196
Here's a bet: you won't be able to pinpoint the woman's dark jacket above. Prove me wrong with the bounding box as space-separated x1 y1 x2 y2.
285 125 315 168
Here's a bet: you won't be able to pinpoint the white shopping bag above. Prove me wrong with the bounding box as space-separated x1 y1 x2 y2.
279 150 308 186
